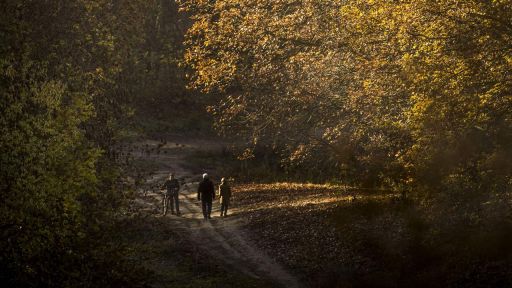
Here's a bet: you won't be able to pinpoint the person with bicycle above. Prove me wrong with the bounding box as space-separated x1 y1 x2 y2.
162 173 181 216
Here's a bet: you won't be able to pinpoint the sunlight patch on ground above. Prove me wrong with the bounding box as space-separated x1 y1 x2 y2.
234 183 398 211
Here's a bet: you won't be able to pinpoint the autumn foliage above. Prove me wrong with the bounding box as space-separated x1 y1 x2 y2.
180 1 512 286
2 0 512 287
181 0 511 195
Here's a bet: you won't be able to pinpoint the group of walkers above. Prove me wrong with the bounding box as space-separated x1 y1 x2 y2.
161 173 232 220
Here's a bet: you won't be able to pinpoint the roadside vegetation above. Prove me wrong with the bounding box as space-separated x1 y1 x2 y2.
0 1 210 286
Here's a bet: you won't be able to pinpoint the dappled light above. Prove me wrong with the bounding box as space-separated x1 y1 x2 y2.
1 0 511 287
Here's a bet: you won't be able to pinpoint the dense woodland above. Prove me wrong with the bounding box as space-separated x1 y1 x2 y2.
181 2 512 285
1 1 192 286
1 0 511 287
183 0 512 191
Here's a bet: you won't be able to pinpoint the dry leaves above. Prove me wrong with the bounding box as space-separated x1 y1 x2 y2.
233 183 361 278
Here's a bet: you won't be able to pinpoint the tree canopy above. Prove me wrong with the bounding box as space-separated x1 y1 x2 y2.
181 0 512 194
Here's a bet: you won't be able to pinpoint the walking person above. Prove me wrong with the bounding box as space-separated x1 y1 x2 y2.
219 178 232 217
162 173 180 216
197 173 215 220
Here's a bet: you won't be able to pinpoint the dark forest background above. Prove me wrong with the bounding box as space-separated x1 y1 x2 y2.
0 1 202 286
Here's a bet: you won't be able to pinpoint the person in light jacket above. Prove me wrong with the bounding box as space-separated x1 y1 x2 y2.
219 178 232 217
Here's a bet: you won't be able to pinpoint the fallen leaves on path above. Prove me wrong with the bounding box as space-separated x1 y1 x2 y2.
232 183 363 282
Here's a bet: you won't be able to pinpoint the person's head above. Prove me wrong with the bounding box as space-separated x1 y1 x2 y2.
221 177 226 184
202 173 208 180
169 173 175 180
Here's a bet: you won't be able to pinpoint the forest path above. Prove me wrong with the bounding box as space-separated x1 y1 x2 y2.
131 136 301 288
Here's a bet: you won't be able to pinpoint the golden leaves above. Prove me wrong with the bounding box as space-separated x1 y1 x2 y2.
181 0 512 188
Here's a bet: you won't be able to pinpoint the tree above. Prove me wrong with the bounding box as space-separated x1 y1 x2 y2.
181 0 512 194
0 1 172 286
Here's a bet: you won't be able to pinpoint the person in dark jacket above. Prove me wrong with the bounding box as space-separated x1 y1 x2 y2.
162 173 180 216
197 173 215 220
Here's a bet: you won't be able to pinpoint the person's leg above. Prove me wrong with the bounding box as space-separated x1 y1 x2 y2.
201 200 208 220
220 203 224 216
169 193 175 214
174 193 180 215
207 199 212 219
224 202 229 216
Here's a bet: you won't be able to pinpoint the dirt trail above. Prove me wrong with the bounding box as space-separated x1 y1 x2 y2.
133 137 301 288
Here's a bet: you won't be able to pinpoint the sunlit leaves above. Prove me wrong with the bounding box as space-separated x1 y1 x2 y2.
182 0 512 192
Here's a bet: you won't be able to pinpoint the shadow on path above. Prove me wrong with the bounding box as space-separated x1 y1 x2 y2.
134 137 301 288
